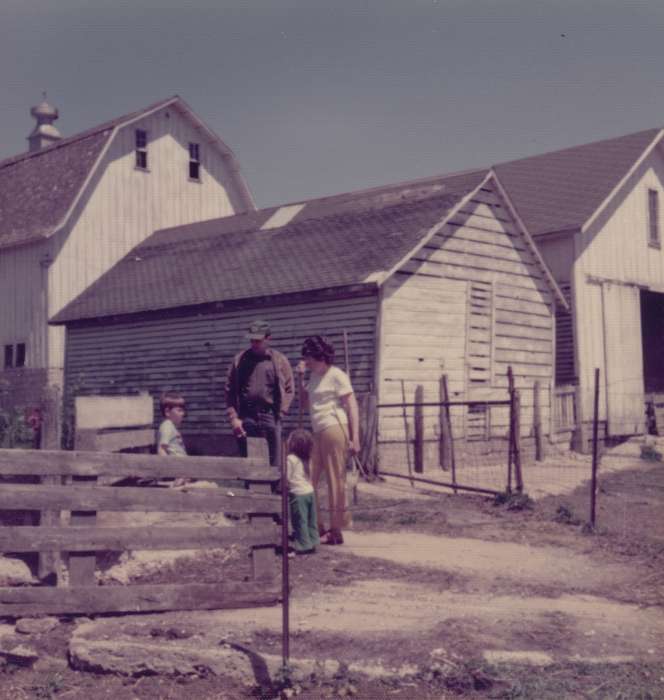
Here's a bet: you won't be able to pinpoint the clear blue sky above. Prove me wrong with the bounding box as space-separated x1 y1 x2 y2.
2 0 664 208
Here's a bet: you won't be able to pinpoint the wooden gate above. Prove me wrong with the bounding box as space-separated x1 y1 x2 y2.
0 448 281 616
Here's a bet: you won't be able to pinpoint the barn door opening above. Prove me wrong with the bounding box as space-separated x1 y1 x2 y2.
641 290 664 393
601 283 644 436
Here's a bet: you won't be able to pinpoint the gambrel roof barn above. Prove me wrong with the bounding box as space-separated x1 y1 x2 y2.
0 95 254 407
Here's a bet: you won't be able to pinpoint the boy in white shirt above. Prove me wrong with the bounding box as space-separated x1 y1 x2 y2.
157 392 189 487
286 429 319 555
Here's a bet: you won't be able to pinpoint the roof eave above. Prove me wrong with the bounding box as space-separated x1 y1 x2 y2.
490 170 570 312
171 97 256 212
581 128 664 234
374 172 494 287
50 281 379 326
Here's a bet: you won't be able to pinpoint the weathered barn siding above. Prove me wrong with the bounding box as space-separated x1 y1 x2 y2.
377 180 555 471
64 292 378 452
573 149 664 434
0 241 47 368
48 107 242 371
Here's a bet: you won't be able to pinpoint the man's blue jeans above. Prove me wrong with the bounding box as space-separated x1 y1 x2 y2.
238 410 282 468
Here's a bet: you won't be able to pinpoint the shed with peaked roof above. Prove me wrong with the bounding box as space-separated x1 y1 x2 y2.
0 95 254 409
53 168 564 471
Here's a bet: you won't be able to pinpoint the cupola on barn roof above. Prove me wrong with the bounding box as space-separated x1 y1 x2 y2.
27 93 62 152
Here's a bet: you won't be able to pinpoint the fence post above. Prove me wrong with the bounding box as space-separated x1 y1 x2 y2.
439 375 457 492
38 384 62 583
590 368 601 528
533 380 543 461
513 390 523 493
414 385 424 474
247 438 278 582
573 383 588 453
507 367 514 493
400 379 413 484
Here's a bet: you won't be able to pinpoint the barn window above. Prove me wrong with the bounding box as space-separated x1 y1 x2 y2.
135 129 148 170
188 142 201 181
3 345 13 369
16 343 26 368
648 189 660 248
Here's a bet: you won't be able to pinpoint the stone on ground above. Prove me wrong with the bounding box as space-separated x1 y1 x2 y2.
0 556 35 586
16 616 59 635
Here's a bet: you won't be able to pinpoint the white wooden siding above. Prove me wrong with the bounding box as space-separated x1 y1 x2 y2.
377 180 555 471
0 241 48 368
48 106 243 370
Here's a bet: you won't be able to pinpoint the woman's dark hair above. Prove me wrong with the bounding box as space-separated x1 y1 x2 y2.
287 429 313 461
301 335 335 365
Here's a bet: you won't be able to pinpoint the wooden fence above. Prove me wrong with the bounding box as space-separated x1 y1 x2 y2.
0 448 281 616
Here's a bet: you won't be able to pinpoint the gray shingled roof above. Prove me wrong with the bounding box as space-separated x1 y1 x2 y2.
52 169 486 323
0 97 180 249
495 127 661 236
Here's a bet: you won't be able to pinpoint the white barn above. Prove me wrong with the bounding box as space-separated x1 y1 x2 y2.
0 95 254 402
496 128 664 442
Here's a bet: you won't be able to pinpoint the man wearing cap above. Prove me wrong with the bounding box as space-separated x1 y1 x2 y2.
224 320 294 466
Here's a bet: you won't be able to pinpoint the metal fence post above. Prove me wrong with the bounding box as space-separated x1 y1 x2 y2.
590 368 601 528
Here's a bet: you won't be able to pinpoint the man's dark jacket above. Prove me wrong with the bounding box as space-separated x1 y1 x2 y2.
225 348 294 423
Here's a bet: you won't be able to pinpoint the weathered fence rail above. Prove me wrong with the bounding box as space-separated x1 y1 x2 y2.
0 448 281 617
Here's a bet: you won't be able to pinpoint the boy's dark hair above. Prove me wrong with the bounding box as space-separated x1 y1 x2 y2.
287 429 313 461
301 335 335 365
160 391 186 416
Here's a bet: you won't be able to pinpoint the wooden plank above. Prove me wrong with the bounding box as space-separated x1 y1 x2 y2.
0 450 277 481
75 394 153 430
0 582 281 617
0 484 280 514
75 429 155 453
39 384 61 583
0 523 279 552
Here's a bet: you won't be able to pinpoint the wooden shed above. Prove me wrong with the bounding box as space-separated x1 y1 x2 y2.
52 169 564 470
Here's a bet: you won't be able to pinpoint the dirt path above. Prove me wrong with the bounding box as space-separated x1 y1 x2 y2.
83 526 663 671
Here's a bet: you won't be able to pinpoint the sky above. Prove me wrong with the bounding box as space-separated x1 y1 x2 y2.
2 0 664 209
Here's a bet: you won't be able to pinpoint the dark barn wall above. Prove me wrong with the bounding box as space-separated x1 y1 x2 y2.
64 292 378 454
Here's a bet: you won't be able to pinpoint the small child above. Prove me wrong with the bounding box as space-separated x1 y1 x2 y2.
286 429 320 555
157 392 189 486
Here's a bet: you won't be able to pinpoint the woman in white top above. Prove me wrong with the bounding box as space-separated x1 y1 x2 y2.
296 336 359 545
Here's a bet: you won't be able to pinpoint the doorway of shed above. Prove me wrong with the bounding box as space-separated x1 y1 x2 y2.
641 289 664 393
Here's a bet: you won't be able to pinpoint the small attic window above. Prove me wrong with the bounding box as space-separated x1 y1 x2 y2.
648 189 660 248
135 129 148 170
16 343 26 368
188 142 200 181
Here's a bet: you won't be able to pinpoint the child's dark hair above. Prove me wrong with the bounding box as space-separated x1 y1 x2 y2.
160 391 186 416
301 335 335 365
287 429 313 461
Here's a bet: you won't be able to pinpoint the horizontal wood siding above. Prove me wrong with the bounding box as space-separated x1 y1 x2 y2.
64 293 377 447
0 241 47 368
48 106 244 370
378 180 555 472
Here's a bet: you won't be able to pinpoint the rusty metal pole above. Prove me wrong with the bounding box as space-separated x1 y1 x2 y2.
507 366 514 493
590 368 600 528
281 440 290 668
